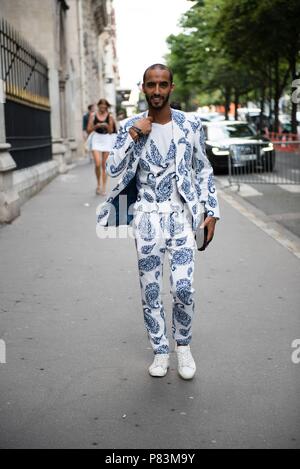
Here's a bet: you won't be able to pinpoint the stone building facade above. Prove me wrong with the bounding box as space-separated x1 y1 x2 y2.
0 0 119 222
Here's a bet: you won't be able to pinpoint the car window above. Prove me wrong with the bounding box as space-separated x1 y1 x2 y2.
208 124 256 140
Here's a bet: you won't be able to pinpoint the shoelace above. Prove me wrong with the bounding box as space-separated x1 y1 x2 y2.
177 348 194 368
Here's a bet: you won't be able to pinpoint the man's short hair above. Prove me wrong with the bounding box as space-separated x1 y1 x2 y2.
88 104 94 111
143 64 173 84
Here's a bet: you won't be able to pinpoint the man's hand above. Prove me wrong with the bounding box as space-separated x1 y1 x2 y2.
133 117 153 135
200 216 218 247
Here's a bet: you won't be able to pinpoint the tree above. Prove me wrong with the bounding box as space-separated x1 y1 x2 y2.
166 0 300 131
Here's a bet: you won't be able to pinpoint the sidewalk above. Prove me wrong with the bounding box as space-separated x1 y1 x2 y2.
0 159 299 449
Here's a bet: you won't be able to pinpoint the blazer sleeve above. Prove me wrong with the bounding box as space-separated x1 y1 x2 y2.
193 118 220 219
105 120 135 178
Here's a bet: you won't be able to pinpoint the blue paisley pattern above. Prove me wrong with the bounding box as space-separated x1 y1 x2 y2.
172 111 189 138
176 279 193 305
134 209 196 354
176 236 188 246
179 327 191 337
166 140 177 161
138 213 156 241
144 191 154 203
171 248 193 271
208 173 216 194
193 157 205 173
165 213 184 237
109 156 127 176
188 119 200 133
208 194 217 208
178 159 188 177
139 158 151 172
135 129 181 213
173 303 192 327
122 170 135 186
199 126 206 154
152 334 163 345
156 345 169 355
144 308 160 334
97 109 220 229
97 208 109 223
141 243 155 254
147 140 169 168
114 131 130 150
177 337 192 346
156 173 176 202
138 255 161 272
195 183 201 198
145 282 160 308
97 110 221 354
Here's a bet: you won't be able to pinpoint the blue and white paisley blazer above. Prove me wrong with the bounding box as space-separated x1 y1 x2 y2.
96 109 220 232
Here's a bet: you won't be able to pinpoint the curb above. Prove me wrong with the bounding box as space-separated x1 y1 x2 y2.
216 180 300 259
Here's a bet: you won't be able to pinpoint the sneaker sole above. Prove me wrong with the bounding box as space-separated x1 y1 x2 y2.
177 368 196 380
149 367 169 378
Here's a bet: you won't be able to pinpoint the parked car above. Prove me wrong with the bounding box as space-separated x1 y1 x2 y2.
185 112 210 122
202 121 276 173
237 107 270 131
197 111 225 122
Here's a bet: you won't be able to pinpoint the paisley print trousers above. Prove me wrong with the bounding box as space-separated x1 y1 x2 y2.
133 209 197 355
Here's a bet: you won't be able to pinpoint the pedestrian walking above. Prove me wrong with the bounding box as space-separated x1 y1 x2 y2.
87 99 116 195
96 64 220 379
82 104 96 160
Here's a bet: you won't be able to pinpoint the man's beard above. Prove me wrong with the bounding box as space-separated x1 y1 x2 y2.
145 93 170 109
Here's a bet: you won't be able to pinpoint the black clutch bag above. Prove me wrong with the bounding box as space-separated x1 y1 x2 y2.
195 211 208 251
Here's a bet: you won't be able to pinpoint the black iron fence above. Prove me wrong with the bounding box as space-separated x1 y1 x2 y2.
227 141 300 187
0 18 52 169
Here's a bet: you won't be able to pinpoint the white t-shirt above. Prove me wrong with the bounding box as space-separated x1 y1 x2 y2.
134 121 184 213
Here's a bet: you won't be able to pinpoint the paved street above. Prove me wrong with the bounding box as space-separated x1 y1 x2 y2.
217 151 300 239
0 158 300 449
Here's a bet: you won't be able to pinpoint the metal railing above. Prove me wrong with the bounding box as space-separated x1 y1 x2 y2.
0 18 51 169
227 141 300 187
0 18 50 108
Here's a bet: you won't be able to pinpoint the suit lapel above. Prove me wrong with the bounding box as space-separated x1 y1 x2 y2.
171 109 189 188
111 111 148 196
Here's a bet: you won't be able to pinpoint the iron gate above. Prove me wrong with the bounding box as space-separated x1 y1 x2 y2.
0 18 51 169
227 141 300 187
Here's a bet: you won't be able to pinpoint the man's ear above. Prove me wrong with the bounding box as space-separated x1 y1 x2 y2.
171 83 175 93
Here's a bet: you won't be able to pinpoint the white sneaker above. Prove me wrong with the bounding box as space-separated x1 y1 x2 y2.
148 354 170 377
176 345 196 380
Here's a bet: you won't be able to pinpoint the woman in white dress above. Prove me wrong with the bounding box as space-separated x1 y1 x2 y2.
87 99 116 195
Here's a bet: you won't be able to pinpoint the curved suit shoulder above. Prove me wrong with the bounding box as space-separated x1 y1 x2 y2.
119 112 147 131
182 111 203 130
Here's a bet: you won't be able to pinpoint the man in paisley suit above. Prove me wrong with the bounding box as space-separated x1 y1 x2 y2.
96 64 220 380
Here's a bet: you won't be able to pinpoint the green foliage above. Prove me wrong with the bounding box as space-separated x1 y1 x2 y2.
166 0 300 128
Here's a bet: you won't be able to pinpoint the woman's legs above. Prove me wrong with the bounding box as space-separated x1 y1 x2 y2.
92 150 101 193
101 151 109 195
